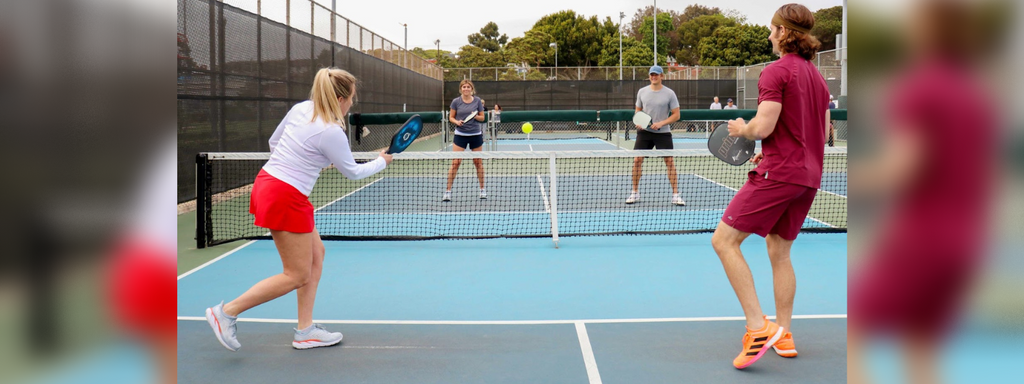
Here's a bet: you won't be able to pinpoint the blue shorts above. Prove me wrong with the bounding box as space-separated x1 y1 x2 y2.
453 134 484 149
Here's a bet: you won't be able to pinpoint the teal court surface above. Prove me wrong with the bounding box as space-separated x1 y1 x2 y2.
178 233 847 383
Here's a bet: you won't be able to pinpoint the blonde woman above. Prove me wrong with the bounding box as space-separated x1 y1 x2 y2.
206 68 392 351
443 79 486 201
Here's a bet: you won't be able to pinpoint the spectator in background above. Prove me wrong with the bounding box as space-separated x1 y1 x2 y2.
725 98 738 109
710 96 723 109
828 94 837 109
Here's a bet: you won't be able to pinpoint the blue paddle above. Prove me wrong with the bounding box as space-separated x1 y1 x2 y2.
386 114 423 154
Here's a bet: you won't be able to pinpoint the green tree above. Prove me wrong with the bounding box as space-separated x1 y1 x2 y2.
410 47 452 61
530 10 605 66
679 4 723 23
467 22 509 53
505 30 555 68
627 6 686 40
675 14 737 65
811 6 843 51
722 9 747 24
453 45 505 67
698 24 773 66
626 5 724 60
598 34 654 67
637 12 673 66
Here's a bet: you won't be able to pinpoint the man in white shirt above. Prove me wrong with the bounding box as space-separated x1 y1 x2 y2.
710 96 722 109
724 98 738 109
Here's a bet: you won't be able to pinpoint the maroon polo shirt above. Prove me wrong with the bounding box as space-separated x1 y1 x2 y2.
755 53 831 189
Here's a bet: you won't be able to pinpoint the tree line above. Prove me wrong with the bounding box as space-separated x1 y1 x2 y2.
411 5 842 69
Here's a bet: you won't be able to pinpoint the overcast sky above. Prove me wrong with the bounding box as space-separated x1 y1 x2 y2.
303 0 844 52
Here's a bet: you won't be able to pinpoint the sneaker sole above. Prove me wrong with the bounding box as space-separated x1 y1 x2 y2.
772 345 798 358
292 336 343 350
206 308 239 352
735 326 785 369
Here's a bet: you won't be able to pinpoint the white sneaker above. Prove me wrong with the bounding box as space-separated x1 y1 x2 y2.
293 323 343 349
442 190 451 202
625 191 640 204
672 194 686 206
479 189 487 199
205 302 241 352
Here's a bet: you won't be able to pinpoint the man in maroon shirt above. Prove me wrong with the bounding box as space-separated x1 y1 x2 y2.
711 3 831 369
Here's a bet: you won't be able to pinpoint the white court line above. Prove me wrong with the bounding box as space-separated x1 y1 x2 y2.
177 314 847 325
317 211 549 216
371 173 703 179
313 177 386 211
177 240 257 280
575 322 603 384
179 177 386 280
691 173 740 192
820 189 847 199
314 209 726 215
692 173 837 229
537 175 551 213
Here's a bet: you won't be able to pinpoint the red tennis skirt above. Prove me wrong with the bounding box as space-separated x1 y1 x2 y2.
249 169 315 233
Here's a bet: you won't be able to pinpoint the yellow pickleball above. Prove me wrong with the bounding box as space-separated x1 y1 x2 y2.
522 122 533 134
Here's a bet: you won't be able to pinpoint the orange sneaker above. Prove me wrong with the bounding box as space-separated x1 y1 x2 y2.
772 332 798 358
732 316 784 369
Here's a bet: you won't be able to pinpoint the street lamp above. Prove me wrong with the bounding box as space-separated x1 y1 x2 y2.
619 11 625 80
434 39 440 64
435 39 441 110
399 23 407 68
653 0 658 65
549 42 558 79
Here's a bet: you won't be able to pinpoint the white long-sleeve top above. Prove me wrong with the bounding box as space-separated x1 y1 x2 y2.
262 101 386 195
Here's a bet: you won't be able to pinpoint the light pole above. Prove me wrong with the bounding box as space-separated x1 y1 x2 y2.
619 11 624 80
653 0 658 65
435 39 442 111
399 23 407 68
434 39 440 67
549 42 558 79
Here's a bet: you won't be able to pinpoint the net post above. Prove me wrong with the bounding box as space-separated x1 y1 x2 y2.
548 154 559 248
195 153 211 249
441 111 448 151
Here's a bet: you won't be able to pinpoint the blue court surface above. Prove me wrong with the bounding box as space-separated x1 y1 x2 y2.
178 233 847 383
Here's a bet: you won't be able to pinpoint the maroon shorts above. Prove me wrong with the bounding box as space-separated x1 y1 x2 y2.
249 169 315 233
722 171 817 240
850 219 982 337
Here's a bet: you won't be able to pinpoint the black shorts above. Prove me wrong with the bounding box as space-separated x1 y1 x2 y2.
633 130 674 150
453 134 484 149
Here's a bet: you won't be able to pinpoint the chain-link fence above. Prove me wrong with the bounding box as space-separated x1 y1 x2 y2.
443 66 741 82
178 0 444 202
445 80 738 112
736 48 845 109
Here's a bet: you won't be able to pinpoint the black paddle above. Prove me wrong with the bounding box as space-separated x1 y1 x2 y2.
708 122 756 166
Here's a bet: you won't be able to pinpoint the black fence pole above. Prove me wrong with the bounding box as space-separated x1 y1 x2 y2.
195 153 210 249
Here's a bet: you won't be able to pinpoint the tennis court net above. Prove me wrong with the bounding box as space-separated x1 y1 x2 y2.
196 148 847 247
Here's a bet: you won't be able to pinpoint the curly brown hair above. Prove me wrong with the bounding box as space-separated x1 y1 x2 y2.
773 4 821 61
